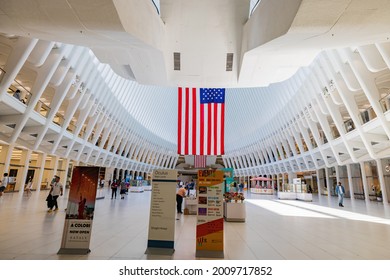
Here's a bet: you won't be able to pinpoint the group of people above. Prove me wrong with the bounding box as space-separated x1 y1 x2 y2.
232 182 244 193
0 173 34 197
110 179 128 199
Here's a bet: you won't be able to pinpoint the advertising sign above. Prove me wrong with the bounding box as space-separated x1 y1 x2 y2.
196 169 224 258
146 169 177 254
58 166 99 254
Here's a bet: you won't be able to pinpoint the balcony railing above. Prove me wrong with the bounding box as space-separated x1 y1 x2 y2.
331 126 341 139
67 122 77 133
379 92 390 113
88 132 95 143
5 74 33 105
0 67 5 83
310 136 318 148
53 113 65 127
78 127 87 138
360 107 377 124
319 131 328 144
34 100 51 117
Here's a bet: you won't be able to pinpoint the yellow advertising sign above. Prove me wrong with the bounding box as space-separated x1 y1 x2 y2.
196 169 224 258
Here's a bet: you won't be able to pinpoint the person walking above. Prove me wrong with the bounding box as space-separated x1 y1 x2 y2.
120 179 127 199
24 176 33 195
111 179 119 199
335 182 345 207
0 173 9 197
176 185 186 214
99 177 105 188
238 182 244 193
48 175 63 212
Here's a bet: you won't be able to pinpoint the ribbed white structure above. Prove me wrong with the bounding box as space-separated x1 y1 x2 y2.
0 38 178 174
1 2 390 205
224 43 390 180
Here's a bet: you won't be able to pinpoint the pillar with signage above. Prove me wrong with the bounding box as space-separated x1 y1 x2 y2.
146 169 177 255
58 166 99 255
196 169 224 258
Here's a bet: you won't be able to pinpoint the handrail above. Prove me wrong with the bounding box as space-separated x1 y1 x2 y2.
319 130 328 144
331 125 340 139
379 92 390 112
67 122 77 133
34 100 51 117
310 137 317 148
78 126 87 138
0 67 5 83
360 106 376 124
7 79 33 105
150 0 160 15
53 113 65 127
88 131 95 142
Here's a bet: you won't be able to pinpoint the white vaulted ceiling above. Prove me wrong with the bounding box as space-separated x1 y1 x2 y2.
2 0 390 87
1 0 390 174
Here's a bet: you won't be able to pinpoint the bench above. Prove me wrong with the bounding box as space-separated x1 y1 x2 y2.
353 192 365 200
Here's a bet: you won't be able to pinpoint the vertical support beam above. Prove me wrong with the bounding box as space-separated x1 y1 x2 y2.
316 169 323 201
10 47 67 143
360 162 370 203
1 144 15 177
335 165 340 188
376 159 388 204
346 164 354 200
18 149 32 193
0 38 38 97
36 153 47 192
0 144 14 175
325 167 331 198
52 155 59 179
60 158 70 189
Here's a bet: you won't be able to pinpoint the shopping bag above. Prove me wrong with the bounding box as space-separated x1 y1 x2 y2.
46 194 53 208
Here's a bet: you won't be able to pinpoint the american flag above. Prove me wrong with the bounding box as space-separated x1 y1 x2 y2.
177 88 225 155
194 155 207 168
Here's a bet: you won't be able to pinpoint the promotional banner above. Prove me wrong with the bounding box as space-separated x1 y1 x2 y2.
146 169 177 255
196 169 224 258
222 168 234 192
58 166 99 254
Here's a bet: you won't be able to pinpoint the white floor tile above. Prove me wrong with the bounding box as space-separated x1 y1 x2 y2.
1 189 390 260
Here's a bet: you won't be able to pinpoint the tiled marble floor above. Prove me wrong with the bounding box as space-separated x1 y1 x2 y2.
1 188 390 260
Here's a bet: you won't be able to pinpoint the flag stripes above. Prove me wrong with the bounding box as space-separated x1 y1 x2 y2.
177 87 225 155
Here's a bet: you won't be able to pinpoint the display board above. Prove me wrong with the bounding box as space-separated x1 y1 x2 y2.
58 166 99 255
196 169 224 258
222 168 234 192
146 169 177 255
